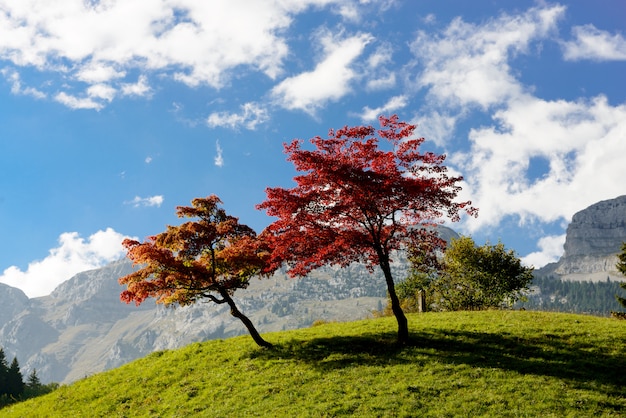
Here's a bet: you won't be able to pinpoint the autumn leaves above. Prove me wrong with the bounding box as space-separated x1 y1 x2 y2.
119 116 476 346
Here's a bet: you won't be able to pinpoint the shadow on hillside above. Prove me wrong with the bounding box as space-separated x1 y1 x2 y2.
250 329 625 394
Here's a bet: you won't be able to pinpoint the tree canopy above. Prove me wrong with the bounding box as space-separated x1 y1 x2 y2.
119 195 273 348
258 115 476 344
428 236 534 311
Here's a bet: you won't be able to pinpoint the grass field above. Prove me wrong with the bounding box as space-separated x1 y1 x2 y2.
4 311 625 417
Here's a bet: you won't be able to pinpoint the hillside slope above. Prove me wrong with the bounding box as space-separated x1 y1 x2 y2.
4 311 625 417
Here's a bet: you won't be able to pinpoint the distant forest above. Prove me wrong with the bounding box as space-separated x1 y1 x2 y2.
518 275 625 317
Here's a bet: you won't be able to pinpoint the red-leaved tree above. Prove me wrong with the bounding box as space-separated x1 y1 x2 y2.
119 195 273 348
257 115 477 345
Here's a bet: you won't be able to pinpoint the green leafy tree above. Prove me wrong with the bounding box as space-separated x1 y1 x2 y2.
429 236 534 311
380 235 444 315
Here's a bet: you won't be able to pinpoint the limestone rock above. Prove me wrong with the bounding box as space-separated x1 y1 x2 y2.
537 195 626 281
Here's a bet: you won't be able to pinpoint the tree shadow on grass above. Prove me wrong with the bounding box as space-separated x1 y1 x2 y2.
250 329 626 395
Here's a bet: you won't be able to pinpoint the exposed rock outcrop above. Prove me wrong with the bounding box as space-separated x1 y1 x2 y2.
537 195 626 281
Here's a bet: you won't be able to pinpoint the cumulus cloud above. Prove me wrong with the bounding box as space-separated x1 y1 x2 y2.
126 195 164 208
408 4 626 266
411 5 564 109
54 92 104 110
207 102 269 130
271 30 373 115
365 44 396 90
412 111 457 147
0 0 358 109
562 24 626 61
521 234 566 268
1 68 46 99
359 95 408 122
0 228 132 298
454 94 626 232
121 75 151 97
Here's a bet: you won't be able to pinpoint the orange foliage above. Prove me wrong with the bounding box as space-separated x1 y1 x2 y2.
119 195 269 307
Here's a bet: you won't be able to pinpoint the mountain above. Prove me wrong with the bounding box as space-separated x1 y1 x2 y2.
536 195 626 281
0 226 458 385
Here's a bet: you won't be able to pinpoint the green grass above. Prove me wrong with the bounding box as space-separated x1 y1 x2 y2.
4 311 625 417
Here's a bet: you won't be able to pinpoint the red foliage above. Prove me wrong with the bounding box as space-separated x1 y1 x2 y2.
257 115 477 344
258 115 476 276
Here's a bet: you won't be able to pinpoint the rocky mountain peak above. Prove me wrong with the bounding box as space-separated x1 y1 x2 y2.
537 195 626 281
562 195 626 258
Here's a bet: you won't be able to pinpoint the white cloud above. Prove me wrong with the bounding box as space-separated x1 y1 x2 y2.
521 234 566 268
145 156 153 164
1 68 46 99
76 62 125 83
206 102 269 130
359 95 408 121
121 75 151 97
407 4 626 263
87 83 116 102
455 94 626 232
215 140 224 167
411 5 565 109
126 195 164 208
0 0 357 109
364 44 396 90
271 30 373 115
0 228 132 298
562 24 626 61
412 111 457 147
54 92 103 110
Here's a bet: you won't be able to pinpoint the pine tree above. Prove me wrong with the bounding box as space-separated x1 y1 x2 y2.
0 348 9 397
26 369 41 390
6 357 24 399
614 242 626 318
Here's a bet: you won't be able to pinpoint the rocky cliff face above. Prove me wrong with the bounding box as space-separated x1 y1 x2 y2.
537 195 626 281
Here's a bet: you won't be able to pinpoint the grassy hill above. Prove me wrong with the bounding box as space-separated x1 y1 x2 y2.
4 311 625 417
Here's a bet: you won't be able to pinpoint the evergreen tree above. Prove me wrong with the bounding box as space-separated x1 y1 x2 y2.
6 357 24 399
614 242 626 317
0 348 9 397
26 369 41 390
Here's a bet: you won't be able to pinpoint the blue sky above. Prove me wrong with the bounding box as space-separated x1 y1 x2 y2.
0 0 624 298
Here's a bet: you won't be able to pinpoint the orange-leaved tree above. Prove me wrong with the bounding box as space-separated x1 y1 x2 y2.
257 115 477 345
119 195 273 348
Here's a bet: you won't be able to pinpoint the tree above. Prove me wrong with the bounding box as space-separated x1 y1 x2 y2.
379 233 445 316
23 369 58 399
614 242 626 316
26 369 41 391
6 357 24 399
429 236 534 311
119 195 273 348
258 115 476 344
0 348 8 396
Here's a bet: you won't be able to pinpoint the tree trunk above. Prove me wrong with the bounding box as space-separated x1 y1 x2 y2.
378 256 409 345
219 289 273 348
